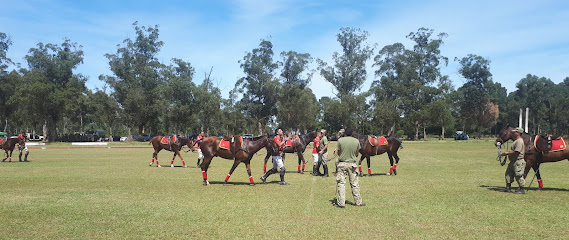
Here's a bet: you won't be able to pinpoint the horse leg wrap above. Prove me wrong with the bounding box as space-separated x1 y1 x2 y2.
249 175 254 184
368 168 371 175
302 162 306 171
202 170 207 180
9 157 11 162
538 179 543 188
170 159 175 165
224 173 231 182
263 164 267 172
181 160 186 166
393 163 398 170
297 165 301 172
359 165 362 173
389 167 394 173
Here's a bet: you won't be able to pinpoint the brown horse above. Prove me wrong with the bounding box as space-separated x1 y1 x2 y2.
199 135 277 186
149 136 195 168
1 137 25 162
349 133 403 177
495 126 569 190
262 131 317 174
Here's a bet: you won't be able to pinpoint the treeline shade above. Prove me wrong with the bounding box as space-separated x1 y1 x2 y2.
1 24 568 141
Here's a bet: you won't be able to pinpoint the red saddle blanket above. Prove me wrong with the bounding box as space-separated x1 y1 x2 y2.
219 136 243 150
534 136 566 152
368 136 388 146
160 135 177 145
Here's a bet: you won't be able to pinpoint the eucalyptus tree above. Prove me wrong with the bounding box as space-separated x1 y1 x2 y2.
160 58 197 134
11 39 87 141
317 27 375 131
235 39 280 135
373 28 449 139
277 51 318 133
0 32 15 131
101 22 165 137
455 54 506 136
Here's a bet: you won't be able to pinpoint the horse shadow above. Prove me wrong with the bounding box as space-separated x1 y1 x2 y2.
479 185 569 192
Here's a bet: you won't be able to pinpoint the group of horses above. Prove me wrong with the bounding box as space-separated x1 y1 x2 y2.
150 131 404 186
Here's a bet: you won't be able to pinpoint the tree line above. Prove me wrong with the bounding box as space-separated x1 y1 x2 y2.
1 23 568 142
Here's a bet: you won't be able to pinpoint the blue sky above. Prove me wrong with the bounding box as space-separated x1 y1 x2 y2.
2 0 569 100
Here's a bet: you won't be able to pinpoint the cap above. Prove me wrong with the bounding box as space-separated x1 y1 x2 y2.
512 127 524 133
339 129 345 133
320 129 326 133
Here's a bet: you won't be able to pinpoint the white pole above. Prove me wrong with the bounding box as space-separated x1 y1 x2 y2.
519 109 523 129
525 107 529 133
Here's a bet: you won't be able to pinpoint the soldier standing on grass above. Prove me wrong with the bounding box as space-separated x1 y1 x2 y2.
333 128 365 208
500 127 526 194
317 129 329 177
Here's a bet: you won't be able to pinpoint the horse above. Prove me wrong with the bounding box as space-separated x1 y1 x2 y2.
262 131 317 174
149 136 195 168
495 126 569 190
1 137 25 162
349 133 403 177
199 135 277 186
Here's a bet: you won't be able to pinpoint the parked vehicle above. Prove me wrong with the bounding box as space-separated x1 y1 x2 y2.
242 134 254 139
454 131 469 140
27 133 44 141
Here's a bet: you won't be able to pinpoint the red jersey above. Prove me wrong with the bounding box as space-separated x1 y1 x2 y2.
272 135 283 156
312 137 321 154
196 135 204 149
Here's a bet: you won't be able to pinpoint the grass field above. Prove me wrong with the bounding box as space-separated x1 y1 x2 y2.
2 140 569 239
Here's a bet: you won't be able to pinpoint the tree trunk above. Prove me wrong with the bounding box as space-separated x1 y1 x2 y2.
257 121 263 136
42 122 47 142
423 126 427 140
441 125 445 140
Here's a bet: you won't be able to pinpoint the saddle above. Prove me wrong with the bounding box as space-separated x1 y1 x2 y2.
219 135 243 159
368 135 388 147
160 135 178 146
534 135 566 153
285 136 299 147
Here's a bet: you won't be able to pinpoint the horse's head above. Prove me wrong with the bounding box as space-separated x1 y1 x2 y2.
264 135 279 154
495 125 519 147
185 137 196 152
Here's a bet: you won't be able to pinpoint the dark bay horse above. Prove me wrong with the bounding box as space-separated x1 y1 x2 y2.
351 133 403 177
1 137 25 162
263 131 317 174
495 126 569 190
199 135 277 186
149 136 195 168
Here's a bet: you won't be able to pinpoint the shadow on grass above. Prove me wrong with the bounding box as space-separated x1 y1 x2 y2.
328 198 361 207
479 185 569 192
207 181 256 186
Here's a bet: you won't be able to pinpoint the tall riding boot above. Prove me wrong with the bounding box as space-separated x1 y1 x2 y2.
315 161 323 176
501 183 512 193
279 167 289 185
312 164 318 176
260 169 275 184
322 164 329 177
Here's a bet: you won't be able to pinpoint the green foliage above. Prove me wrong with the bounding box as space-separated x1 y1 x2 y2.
101 22 165 135
10 39 87 141
0 32 13 72
235 39 280 135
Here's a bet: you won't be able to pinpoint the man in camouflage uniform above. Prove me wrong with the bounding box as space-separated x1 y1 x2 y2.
500 127 526 194
333 128 365 208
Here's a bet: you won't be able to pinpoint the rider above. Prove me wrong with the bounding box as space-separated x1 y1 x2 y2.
194 131 205 167
311 131 322 176
17 132 29 162
260 128 289 185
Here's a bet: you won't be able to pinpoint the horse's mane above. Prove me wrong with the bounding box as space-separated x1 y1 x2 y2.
251 135 266 141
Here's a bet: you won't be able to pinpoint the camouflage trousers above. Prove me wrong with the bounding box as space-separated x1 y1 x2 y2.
505 159 526 187
336 161 363 207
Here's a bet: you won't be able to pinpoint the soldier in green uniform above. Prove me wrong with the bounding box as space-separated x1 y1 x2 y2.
317 129 330 177
500 127 526 194
333 128 366 208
